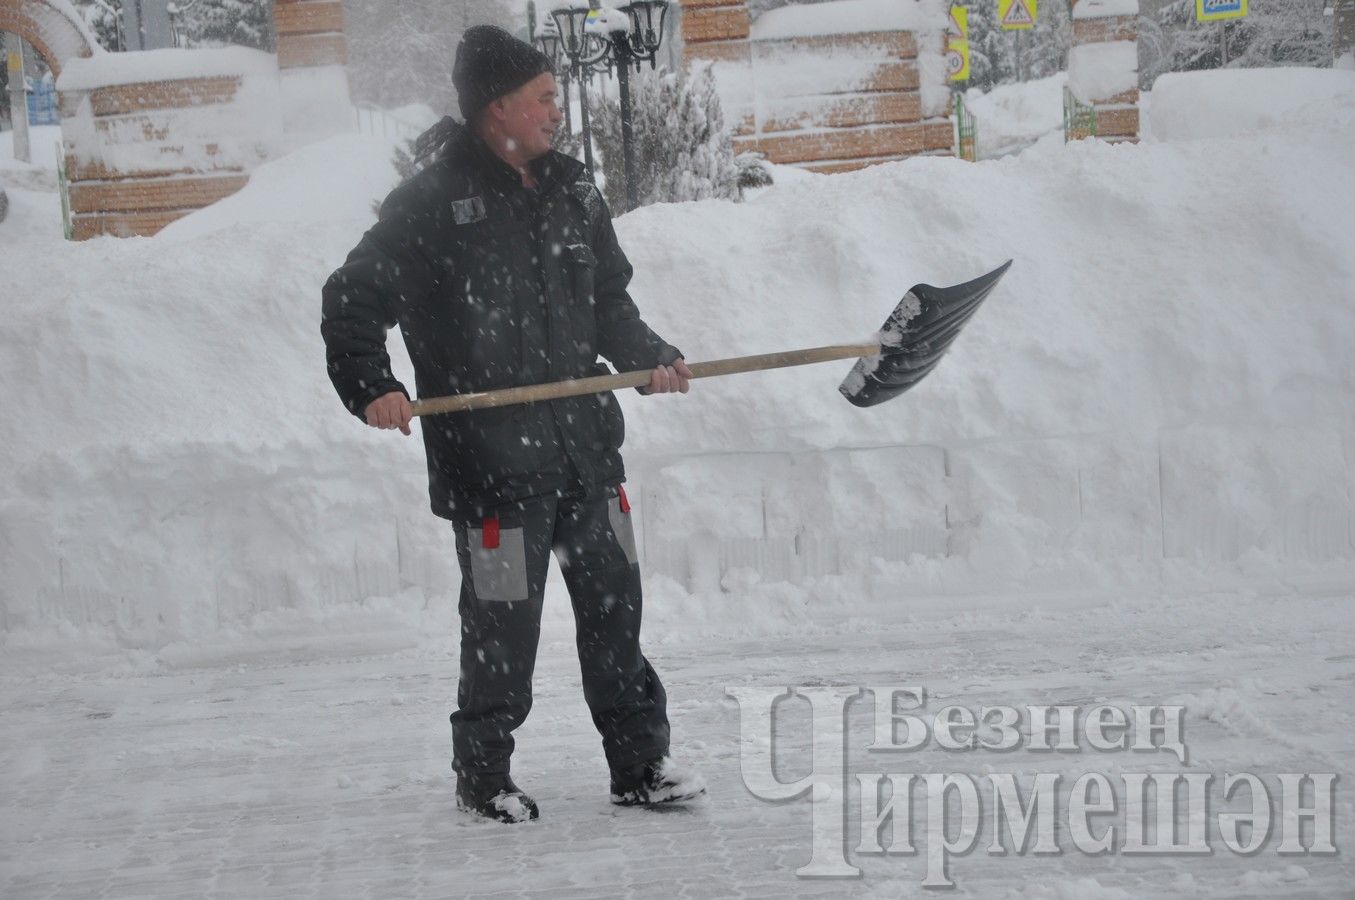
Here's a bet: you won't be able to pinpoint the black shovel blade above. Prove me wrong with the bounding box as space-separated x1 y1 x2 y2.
839 260 1012 408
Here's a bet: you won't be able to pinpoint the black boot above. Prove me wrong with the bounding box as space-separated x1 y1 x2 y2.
456 774 540 823
610 756 706 806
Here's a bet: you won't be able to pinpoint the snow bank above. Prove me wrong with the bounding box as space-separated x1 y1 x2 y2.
1149 67 1355 141
963 72 1067 157
3 68 1355 654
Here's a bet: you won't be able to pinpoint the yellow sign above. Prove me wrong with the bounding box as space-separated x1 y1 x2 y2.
947 7 970 81
948 5 969 38
999 0 1037 30
7 52 22 74
1196 0 1247 21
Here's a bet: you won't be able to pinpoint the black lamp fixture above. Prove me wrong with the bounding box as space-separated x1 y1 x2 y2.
550 5 592 59
534 20 561 67
541 0 672 212
619 0 670 67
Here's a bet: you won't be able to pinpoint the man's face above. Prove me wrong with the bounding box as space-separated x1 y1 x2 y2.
492 72 563 160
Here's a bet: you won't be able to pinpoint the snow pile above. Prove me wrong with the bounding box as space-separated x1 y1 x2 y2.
279 65 354 151
1150 68 1355 141
963 72 1067 158
2 67 1355 655
1067 40 1137 104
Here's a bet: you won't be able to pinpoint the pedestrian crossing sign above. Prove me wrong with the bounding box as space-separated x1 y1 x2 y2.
1196 0 1247 21
999 0 1037 29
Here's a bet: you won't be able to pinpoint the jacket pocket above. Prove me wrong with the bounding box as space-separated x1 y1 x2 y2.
566 243 597 305
466 523 530 602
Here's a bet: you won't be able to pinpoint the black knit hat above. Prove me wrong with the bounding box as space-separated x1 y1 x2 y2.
453 25 555 122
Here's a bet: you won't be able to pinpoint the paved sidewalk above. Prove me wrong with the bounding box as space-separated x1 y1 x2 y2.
3 590 1353 898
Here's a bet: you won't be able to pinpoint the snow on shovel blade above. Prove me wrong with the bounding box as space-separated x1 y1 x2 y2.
839 260 1013 408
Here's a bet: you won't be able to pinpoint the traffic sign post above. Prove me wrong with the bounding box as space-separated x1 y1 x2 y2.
999 0 1037 30
1196 0 1247 66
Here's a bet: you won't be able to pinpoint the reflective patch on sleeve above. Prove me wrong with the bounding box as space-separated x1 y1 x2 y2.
608 492 639 567
467 526 529 602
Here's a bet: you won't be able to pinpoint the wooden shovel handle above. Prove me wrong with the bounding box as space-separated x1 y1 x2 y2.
409 342 880 416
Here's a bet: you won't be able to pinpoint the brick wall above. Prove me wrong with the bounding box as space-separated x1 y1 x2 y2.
274 0 348 69
682 0 953 173
59 53 283 240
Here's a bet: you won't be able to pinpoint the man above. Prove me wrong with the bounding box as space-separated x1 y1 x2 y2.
321 25 705 823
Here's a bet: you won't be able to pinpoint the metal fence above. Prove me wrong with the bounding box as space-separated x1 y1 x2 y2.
1063 86 1097 142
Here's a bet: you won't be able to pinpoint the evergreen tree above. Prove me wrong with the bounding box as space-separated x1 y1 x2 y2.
588 62 741 211
964 0 1072 91
71 0 125 52
169 0 275 51
1150 0 1333 74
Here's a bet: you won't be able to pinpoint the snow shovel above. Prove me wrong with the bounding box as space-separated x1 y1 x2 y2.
409 260 1012 417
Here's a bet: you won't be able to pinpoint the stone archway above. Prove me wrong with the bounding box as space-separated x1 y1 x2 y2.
0 0 97 77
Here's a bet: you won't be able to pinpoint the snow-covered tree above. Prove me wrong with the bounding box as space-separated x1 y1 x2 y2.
70 0 125 52
169 0 275 50
344 0 518 114
588 63 741 211
1149 0 1333 74
963 0 1072 91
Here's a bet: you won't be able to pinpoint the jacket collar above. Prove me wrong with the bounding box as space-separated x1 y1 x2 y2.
444 119 585 199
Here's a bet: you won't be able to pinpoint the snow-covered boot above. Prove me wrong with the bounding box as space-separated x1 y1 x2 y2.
456 774 539 823
610 756 707 806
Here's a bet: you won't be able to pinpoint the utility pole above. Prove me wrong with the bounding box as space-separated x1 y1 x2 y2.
4 33 29 164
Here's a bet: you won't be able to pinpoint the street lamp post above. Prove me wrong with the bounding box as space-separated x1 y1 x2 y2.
541 1 670 212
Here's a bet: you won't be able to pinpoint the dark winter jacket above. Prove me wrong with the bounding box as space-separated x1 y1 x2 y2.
321 121 681 519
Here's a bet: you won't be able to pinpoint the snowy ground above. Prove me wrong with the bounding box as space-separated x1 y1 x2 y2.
3 588 1352 897
3 67 1355 896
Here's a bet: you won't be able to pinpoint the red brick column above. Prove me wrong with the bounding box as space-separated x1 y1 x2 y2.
272 0 353 148
1068 0 1140 143
273 0 348 69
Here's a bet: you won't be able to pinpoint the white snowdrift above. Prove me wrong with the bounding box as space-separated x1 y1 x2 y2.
2 68 1354 654
1150 67 1355 141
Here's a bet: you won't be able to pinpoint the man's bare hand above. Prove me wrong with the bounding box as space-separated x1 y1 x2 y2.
365 391 413 435
645 358 693 395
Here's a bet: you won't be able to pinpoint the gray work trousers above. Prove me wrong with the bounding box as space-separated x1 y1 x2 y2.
449 484 670 776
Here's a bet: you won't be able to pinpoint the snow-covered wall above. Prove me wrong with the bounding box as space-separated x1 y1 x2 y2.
688 0 954 172
56 48 283 239
2 68 1354 652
